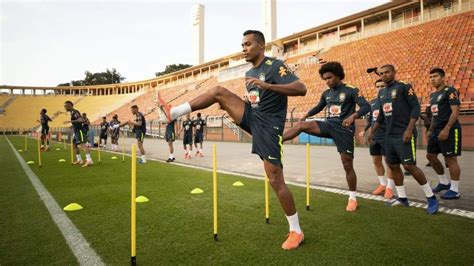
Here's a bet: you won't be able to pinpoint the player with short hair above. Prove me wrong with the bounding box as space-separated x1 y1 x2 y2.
368 64 439 214
179 114 194 159
360 79 395 199
63 101 93 167
122 105 147 163
37 108 52 151
426 67 462 199
193 112 206 157
283 61 370 212
157 30 307 250
99 116 109 148
109 114 121 151
165 119 177 162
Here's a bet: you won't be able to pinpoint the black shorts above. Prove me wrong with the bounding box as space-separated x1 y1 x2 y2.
41 126 49 136
238 103 284 167
111 133 119 141
369 138 385 156
73 129 86 145
194 132 203 144
316 121 354 157
135 130 145 143
183 134 193 145
427 127 462 157
166 131 175 142
385 135 417 165
100 132 107 139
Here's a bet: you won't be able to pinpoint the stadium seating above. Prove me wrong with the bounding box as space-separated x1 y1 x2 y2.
287 11 474 114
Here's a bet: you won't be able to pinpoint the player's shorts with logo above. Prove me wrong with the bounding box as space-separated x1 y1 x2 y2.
369 138 385 156
41 126 49 136
427 127 462 157
194 132 203 144
316 120 355 157
238 103 284 167
166 131 175 142
183 133 193 145
134 130 145 143
385 134 417 165
73 129 86 145
100 131 107 139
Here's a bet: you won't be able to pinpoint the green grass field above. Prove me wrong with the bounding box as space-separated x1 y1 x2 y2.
1 135 474 265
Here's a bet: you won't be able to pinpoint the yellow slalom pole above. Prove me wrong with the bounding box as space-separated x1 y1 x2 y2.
306 143 310 211
24 134 28 151
37 136 42 168
97 138 101 164
70 136 74 165
213 144 218 241
264 173 270 224
131 144 137 265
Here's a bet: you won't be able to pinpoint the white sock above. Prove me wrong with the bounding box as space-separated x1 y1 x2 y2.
141 155 146 161
420 183 434 198
378 176 387 186
76 154 82 161
199 148 202 153
85 154 92 161
438 173 450 185
169 154 174 159
450 180 459 192
387 179 395 189
170 102 192 121
349 191 357 201
396 185 407 198
285 212 302 234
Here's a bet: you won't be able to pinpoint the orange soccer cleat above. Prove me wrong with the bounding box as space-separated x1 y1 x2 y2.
281 231 304 250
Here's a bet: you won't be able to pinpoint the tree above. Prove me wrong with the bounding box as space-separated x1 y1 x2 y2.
155 64 192 77
57 68 125 86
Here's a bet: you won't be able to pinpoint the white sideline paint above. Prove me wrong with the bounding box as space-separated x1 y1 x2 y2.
5 136 104 266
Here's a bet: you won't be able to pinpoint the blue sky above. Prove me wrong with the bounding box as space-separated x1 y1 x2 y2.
1 0 388 86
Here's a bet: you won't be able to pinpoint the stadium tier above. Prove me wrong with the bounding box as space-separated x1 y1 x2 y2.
0 93 143 129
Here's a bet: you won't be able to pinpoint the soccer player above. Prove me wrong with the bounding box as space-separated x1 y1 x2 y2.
360 79 395 199
37 108 52 151
123 105 147 163
426 67 462 199
282 61 370 212
193 112 206 156
165 119 177 162
109 115 121 151
368 65 439 214
63 101 93 167
283 62 370 211
178 114 194 159
82 113 91 146
99 116 109 148
157 30 307 250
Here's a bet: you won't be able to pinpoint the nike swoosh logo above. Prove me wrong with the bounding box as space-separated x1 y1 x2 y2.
268 155 278 160
346 150 353 154
446 152 453 154
404 158 411 162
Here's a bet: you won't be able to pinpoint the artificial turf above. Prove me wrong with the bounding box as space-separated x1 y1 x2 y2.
1 136 474 265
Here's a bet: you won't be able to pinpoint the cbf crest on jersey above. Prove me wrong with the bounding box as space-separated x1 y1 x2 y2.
391 89 397 99
259 73 266 81
339 93 346 102
437 94 443 102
